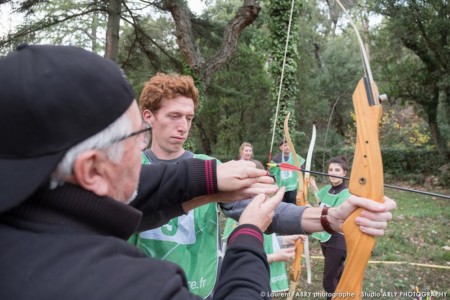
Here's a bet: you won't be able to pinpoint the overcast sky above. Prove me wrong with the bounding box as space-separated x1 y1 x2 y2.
0 1 207 38
0 4 19 37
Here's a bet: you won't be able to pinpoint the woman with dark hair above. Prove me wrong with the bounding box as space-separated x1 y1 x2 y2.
309 156 350 299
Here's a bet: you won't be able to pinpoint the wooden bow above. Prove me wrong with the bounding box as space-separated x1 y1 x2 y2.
283 113 311 298
302 124 316 285
333 0 385 299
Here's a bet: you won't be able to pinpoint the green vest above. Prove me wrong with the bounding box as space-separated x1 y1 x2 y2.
269 154 305 191
129 153 219 298
311 185 351 243
222 219 289 292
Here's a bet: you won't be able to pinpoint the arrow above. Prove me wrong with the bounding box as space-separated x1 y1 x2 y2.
267 163 450 200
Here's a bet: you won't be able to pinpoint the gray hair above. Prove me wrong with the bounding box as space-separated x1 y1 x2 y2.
50 112 133 188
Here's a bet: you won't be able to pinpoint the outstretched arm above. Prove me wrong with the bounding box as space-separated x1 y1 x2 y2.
133 159 276 230
221 194 396 236
300 195 396 236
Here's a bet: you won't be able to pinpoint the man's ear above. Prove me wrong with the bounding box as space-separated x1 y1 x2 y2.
142 109 154 125
72 150 110 196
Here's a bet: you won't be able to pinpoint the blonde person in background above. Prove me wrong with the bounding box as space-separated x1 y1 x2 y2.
238 142 265 170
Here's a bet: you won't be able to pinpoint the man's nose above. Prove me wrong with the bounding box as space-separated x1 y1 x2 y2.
177 118 189 132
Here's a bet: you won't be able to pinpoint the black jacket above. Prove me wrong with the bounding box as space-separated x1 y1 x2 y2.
0 159 270 299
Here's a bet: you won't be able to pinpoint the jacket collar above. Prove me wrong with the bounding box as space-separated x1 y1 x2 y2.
4 183 142 240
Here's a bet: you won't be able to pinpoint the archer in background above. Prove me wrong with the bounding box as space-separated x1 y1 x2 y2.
128 73 225 299
269 138 305 204
309 156 351 300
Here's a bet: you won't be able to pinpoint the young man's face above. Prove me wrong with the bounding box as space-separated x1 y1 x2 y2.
280 143 290 155
144 96 195 157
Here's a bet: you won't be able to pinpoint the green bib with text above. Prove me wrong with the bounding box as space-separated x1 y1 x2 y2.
269 154 305 191
129 153 219 298
222 219 289 292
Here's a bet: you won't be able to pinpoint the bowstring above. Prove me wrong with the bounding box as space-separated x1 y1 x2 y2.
268 0 296 165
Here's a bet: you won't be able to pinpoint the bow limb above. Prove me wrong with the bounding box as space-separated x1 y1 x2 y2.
302 124 316 284
303 124 317 201
333 1 384 299
283 113 306 298
334 79 383 300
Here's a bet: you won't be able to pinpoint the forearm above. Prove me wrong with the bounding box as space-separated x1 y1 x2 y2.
181 194 220 213
300 207 324 233
267 253 281 264
221 201 307 235
132 159 218 230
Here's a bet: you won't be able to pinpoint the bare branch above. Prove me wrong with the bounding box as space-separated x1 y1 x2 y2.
121 1 183 71
163 0 261 85
0 7 103 48
204 0 261 84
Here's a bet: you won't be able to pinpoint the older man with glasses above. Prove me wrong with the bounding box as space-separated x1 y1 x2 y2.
0 44 284 300
0 45 396 300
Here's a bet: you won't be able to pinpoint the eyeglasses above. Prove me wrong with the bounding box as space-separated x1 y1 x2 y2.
109 124 152 149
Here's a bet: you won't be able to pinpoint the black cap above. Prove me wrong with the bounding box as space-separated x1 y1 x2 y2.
0 44 135 213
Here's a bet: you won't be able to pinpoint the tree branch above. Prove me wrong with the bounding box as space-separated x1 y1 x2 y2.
0 7 103 48
163 0 204 74
163 0 261 85
204 0 261 85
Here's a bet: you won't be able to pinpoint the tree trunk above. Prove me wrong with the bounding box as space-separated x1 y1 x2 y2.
91 0 99 52
163 0 261 153
427 91 450 162
105 0 121 62
203 0 261 85
165 0 261 84
195 119 212 155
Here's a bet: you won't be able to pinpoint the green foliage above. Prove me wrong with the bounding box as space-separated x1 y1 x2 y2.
381 148 448 186
267 0 301 141
180 0 274 155
119 15 181 95
370 0 450 161
344 104 434 151
199 35 272 155
2 0 448 179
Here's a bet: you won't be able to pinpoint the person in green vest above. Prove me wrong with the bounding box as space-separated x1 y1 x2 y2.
129 73 304 298
269 138 305 204
309 156 351 300
222 218 304 293
128 73 225 298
